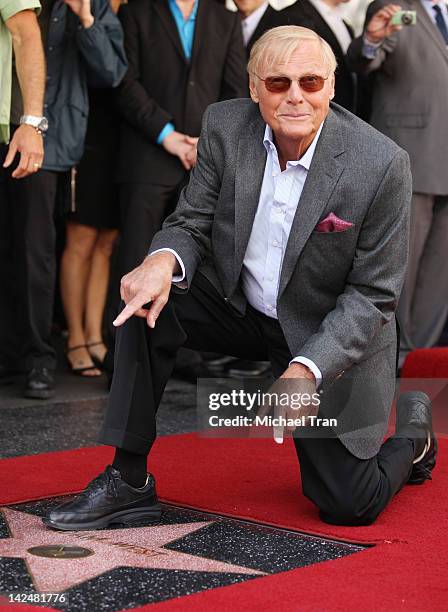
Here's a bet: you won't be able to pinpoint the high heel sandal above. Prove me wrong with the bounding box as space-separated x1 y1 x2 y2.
66 344 101 376
86 341 107 369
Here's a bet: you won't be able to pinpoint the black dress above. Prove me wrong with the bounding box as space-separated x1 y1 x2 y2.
69 88 120 229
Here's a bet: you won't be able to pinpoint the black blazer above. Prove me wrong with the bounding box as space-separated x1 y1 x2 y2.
115 0 248 185
246 5 289 57
282 0 356 112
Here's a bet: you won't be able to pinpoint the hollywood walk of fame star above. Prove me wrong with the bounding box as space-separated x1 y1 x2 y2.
0 509 265 593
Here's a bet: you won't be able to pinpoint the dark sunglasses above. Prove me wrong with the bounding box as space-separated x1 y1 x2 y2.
256 74 328 93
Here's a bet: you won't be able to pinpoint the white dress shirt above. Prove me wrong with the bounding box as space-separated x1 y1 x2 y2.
151 122 326 384
308 0 352 53
241 123 322 319
241 1 269 47
240 123 324 383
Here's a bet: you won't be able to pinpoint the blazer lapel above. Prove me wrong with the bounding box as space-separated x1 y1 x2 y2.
304 0 346 58
153 0 187 64
247 6 274 52
234 115 267 281
190 0 205 68
344 20 354 40
278 109 345 298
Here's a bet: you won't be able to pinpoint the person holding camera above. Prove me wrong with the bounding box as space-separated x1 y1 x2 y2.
347 1 448 367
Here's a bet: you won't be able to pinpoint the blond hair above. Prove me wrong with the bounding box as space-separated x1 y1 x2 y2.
247 26 337 78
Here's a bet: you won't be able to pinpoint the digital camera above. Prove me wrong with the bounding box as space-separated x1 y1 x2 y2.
390 10 417 26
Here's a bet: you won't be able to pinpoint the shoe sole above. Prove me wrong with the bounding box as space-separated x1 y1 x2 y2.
408 469 435 485
408 445 438 485
42 504 162 531
24 389 55 399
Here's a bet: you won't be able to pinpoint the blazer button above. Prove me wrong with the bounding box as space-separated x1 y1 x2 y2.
224 297 229 302
189 80 195 87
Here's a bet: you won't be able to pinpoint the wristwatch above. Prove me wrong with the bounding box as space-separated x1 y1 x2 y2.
19 115 49 134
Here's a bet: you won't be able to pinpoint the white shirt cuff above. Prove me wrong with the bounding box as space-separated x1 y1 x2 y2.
148 248 186 286
289 356 322 388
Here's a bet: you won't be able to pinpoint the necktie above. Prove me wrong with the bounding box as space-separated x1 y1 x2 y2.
433 4 448 45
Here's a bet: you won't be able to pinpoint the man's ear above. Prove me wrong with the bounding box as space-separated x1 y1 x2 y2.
329 73 335 100
249 77 259 103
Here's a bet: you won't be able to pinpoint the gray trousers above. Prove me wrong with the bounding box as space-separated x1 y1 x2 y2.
398 192 448 365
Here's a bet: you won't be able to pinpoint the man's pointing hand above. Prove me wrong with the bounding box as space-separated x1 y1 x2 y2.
113 252 177 328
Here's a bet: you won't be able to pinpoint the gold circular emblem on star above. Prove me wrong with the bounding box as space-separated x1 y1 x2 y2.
27 545 94 559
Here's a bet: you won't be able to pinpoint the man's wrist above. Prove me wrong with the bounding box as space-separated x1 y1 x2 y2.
19 115 48 134
289 357 322 386
288 362 315 382
362 34 383 58
158 123 175 146
149 248 185 283
145 252 179 275
16 123 43 136
364 31 382 44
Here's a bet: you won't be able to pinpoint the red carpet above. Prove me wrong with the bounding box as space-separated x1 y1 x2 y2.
1 435 447 611
402 347 448 378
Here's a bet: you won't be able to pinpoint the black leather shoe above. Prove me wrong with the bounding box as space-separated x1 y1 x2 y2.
204 355 238 374
396 391 438 485
43 466 161 531
24 367 55 399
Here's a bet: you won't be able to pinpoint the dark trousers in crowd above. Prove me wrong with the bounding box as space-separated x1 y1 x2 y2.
109 178 200 374
101 272 416 526
398 192 448 365
0 144 63 372
118 180 188 276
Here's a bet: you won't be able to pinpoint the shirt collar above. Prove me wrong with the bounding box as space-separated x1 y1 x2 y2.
242 1 269 29
168 0 199 21
422 0 446 8
263 121 325 171
307 0 346 18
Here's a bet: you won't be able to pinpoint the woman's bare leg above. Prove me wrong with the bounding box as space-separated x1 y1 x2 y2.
60 221 101 376
85 228 118 364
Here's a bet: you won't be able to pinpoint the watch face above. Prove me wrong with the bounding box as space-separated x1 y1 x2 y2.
38 117 49 132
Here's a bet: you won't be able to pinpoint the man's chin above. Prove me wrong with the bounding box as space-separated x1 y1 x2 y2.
277 125 314 143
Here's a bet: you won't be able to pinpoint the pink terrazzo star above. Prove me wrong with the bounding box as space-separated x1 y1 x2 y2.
0 509 264 592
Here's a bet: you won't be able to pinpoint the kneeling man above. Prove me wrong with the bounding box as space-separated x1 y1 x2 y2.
46 26 437 529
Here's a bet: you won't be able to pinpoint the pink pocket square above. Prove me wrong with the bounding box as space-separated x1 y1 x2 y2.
316 212 354 233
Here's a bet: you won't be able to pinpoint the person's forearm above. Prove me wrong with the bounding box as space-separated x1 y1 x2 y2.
346 36 383 74
75 2 128 88
10 12 45 117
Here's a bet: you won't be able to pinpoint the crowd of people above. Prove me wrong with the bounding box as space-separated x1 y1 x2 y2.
0 0 447 403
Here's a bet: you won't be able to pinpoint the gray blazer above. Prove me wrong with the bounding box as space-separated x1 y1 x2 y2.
347 0 448 195
151 98 412 459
